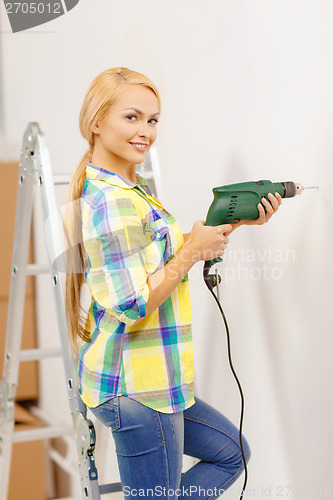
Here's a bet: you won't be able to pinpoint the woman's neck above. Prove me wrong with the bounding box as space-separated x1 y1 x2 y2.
90 150 137 183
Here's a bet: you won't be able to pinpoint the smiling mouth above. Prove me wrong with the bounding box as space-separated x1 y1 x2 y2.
129 142 148 151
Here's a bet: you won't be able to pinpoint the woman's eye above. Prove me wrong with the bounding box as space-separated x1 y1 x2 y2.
126 115 159 124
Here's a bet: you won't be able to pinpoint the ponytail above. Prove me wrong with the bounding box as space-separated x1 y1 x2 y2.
65 149 92 351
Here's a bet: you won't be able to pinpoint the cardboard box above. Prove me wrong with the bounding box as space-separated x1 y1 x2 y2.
8 403 47 500
0 162 39 400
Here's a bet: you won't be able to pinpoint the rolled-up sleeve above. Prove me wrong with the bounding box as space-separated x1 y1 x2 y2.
82 189 150 326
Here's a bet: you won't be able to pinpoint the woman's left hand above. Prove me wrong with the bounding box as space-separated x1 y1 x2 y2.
224 192 282 235
244 191 282 226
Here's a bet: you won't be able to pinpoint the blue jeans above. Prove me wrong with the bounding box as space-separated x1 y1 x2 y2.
89 395 251 499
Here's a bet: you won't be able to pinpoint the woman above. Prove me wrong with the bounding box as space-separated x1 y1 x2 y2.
65 67 281 499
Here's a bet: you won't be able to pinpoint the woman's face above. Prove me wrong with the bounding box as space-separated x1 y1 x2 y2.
92 85 160 169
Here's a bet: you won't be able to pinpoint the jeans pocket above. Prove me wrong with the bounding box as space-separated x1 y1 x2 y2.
89 397 121 431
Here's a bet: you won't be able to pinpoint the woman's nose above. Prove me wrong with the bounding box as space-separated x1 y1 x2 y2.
138 122 149 138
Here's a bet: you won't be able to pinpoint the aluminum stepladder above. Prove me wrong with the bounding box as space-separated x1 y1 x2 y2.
0 121 165 500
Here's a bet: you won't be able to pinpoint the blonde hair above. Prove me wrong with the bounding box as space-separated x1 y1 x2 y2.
65 67 161 349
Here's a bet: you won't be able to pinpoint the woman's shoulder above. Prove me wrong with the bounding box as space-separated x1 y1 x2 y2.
82 179 149 218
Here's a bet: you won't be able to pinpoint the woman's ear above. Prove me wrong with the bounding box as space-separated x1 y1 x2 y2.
90 120 101 135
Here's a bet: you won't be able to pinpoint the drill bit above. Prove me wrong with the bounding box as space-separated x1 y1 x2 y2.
294 183 319 195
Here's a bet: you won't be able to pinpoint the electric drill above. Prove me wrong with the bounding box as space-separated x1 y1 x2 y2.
203 180 317 288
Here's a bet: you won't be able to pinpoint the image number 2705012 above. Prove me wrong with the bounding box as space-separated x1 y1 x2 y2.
3 0 80 33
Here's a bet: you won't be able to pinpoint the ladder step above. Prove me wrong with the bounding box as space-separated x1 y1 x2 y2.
26 263 50 275
99 482 123 494
19 347 62 361
13 425 73 443
48 447 77 476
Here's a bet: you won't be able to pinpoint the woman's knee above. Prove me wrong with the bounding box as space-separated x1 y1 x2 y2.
234 434 251 473
214 433 251 474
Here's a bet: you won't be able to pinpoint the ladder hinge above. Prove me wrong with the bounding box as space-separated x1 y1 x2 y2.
75 413 96 458
0 380 15 422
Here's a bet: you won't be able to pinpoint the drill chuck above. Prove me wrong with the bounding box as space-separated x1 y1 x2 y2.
281 182 304 197
281 181 298 198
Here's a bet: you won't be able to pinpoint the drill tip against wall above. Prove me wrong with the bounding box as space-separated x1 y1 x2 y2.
295 184 320 193
281 182 319 196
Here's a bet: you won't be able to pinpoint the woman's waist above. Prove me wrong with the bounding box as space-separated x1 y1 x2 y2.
88 302 192 333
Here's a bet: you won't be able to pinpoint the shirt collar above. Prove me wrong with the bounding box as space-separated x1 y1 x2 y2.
86 162 165 210
86 162 148 190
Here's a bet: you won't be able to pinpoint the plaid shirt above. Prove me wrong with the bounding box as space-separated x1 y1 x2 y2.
78 162 195 413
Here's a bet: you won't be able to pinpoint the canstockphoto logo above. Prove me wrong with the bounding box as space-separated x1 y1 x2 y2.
3 1 80 33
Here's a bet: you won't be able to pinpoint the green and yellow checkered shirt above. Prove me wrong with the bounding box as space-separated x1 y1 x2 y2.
78 162 195 413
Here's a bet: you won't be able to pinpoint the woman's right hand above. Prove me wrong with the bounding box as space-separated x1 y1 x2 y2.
182 220 232 263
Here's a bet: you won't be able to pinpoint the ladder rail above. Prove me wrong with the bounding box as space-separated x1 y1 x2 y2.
2 152 36 393
0 128 39 498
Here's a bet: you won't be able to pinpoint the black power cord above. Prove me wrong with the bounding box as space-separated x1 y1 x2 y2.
203 263 248 500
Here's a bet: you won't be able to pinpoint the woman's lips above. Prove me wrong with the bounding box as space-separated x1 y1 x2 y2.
129 142 148 152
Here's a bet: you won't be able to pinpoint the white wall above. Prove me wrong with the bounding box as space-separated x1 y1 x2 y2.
1 1 332 498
